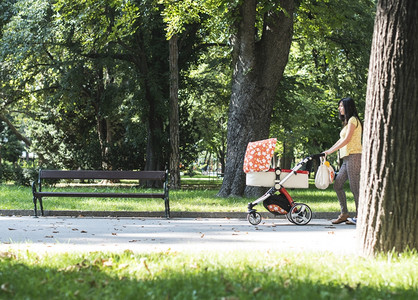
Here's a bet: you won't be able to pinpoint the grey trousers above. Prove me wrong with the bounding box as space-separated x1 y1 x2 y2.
333 153 362 215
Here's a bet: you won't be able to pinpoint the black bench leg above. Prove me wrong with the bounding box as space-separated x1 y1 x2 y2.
164 197 170 219
39 197 44 216
33 196 38 218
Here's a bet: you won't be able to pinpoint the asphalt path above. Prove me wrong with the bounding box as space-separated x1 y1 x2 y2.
0 216 358 254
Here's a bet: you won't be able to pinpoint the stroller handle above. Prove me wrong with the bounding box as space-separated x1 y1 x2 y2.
296 153 325 167
310 153 326 160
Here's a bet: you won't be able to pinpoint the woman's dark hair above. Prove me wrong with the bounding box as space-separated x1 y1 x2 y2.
339 97 361 127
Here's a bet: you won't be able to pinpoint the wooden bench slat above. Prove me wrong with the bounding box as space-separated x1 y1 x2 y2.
39 170 166 180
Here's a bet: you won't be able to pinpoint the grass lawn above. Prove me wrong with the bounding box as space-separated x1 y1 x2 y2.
0 178 355 213
0 250 416 299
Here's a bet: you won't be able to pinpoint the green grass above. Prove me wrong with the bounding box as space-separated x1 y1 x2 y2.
0 180 355 213
0 250 416 299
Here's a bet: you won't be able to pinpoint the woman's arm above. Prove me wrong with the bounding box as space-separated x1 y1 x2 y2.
324 123 356 155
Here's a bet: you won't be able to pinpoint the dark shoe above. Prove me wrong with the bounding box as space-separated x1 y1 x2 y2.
346 217 357 225
331 213 349 224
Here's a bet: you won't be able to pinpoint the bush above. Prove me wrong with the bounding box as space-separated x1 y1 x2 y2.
18 166 38 186
0 163 14 183
0 162 38 186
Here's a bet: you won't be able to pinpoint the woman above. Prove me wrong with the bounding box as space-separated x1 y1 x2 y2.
324 97 362 225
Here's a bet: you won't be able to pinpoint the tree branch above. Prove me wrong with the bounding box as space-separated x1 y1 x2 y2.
0 113 31 147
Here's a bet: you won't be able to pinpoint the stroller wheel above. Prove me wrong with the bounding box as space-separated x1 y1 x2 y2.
288 203 312 225
286 212 295 224
247 212 262 225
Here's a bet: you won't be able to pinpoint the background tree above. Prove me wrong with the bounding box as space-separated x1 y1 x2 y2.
169 34 180 189
1 0 168 171
161 0 230 180
358 0 418 255
218 0 295 197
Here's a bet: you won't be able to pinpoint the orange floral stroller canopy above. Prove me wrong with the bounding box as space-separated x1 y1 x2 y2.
243 138 277 173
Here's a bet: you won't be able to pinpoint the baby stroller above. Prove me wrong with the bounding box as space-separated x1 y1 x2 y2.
243 138 324 226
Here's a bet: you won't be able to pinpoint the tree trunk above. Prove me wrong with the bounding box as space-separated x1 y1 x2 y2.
280 141 294 169
169 35 181 189
139 60 165 174
358 0 418 255
145 109 164 171
92 67 115 170
217 0 295 197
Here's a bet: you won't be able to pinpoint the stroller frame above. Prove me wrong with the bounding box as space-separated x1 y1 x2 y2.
247 153 324 226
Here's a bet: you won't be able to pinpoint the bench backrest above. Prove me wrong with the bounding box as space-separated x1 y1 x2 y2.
39 170 166 181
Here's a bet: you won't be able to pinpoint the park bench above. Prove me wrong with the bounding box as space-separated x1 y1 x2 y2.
31 169 170 218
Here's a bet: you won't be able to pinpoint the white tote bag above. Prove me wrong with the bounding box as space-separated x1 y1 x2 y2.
315 157 330 189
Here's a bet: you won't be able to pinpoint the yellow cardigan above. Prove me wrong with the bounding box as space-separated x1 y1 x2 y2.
339 117 362 158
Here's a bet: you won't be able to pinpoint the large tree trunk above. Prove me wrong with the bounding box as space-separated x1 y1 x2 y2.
358 0 418 255
169 35 180 189
217 0 295 197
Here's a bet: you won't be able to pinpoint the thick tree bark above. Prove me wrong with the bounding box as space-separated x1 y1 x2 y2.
358 0 418 255
169 35 181 189
217 0 295 197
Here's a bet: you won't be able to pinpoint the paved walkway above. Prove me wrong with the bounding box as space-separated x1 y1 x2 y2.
0 216 358 254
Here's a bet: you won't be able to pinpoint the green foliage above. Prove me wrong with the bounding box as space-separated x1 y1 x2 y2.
0 123 24 164
0 0 170 171
179 46 230 169
0 162 37 186
0 0 376 176
271 0 375 160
